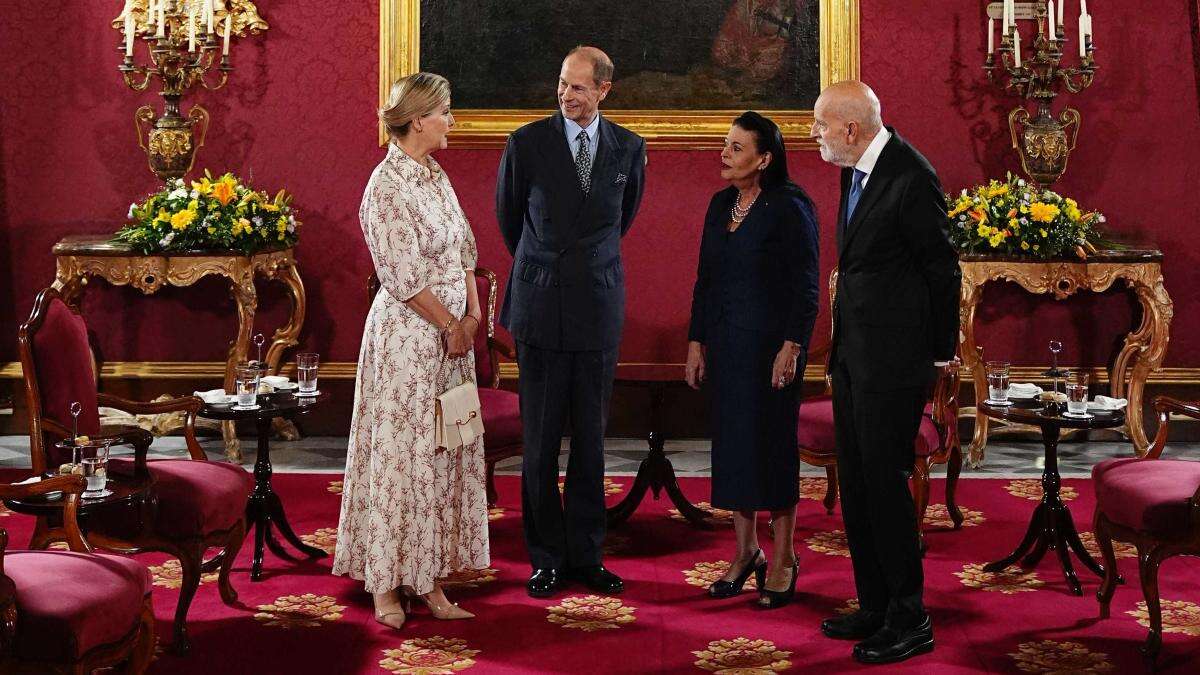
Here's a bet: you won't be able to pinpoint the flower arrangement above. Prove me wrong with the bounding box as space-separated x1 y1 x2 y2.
946 174 1107 259
114 171 300 254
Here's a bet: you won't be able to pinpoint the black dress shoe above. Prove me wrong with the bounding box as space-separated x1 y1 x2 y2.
852 615 934 664
568 565 624 594
821 609 886 640
526 568 561 598
708 549 766 598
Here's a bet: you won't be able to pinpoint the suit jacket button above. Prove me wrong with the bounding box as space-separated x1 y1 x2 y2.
554 281 560 287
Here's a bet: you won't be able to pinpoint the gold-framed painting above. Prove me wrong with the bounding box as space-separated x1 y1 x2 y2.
379 0 859 149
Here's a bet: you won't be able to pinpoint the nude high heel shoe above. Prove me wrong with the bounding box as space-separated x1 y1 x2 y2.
373 591 410 630
403 586 475 620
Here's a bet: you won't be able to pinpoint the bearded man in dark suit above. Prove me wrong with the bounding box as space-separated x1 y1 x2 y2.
496 46 646 599
811 80 961 664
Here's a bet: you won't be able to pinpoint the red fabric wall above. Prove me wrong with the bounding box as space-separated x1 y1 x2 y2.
3 2 1199 370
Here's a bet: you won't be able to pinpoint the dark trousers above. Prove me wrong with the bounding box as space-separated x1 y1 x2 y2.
832 359 927 627
517 341 618 570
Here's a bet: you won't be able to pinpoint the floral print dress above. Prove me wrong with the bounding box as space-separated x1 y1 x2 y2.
332 143 490 594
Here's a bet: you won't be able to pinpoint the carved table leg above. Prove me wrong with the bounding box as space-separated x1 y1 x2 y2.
959 275 989 467
262 259 307 442
1110 266 1173 456
224 268 258 462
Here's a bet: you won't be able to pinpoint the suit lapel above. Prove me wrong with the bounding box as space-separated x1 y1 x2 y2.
542 114 585 198
838 131 903 261
575 116 621 226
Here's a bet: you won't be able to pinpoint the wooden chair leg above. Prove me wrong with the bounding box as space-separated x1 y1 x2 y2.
1138 545 1166 667
118 597 156 675
486 460 499 506
1094 515 1119 618
29 516 53 550
945 444 964 529
218 520 246 605
822 465 838 515
171 543 204 656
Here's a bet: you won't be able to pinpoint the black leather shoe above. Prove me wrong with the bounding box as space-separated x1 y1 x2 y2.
821 609 886 640
709 549 766 598
568 565 624 594
526 568 561 598
852 615 934 664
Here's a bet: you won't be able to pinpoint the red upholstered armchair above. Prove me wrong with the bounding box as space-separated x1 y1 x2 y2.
17 285 251 655
1094 396 1200 665
796 270 964 546
367 268 522 505
0 474 155 674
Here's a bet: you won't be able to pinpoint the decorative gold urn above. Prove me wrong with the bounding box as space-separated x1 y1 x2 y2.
1008 104 1080 188
135 97 209 181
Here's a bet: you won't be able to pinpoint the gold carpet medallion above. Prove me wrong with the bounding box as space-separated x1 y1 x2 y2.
327 480 343 495
149 559 218 589
1078 532 1137 560
439 568 499 589
299 527 338 554
834 598 860 616
254 594 346 628
379 637 480 674
806 530 851 557
799 477 830 501
956 563 1044 594
670 502 733 523
1009 640 1115 673
683 561 757 591
546 595 636 632
487 507 505 521
1005 479 1077 501
693 637 793 673
923 503 985 529
559 477 624 496
1127 599 1200 636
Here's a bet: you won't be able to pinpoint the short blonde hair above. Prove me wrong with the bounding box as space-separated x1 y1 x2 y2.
379 72 450 139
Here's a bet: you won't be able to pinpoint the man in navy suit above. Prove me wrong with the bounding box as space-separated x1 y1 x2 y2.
812 81 961 664
496 46 646 598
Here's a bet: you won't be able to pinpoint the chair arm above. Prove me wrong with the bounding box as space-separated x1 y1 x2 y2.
1144 396 1200 459
489 336 517 361
807 341 832 363
95 394 207 461
930 358 962 432
0 476 90 552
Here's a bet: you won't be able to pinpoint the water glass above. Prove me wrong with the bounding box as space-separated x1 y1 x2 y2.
985 361 1011 404
235 363 261 408
296 353 319 395
1066 371 1090 416
79 441 111 495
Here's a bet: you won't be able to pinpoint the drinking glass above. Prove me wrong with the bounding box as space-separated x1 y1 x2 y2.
985 361 1011 405
1066 371 1090 417
235 363 261 409
296 353 319 396
80 441 111 495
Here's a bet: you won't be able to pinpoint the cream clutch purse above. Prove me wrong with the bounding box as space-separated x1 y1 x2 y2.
434 360 483 451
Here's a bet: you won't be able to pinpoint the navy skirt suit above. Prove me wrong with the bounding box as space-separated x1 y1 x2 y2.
688 184 820 511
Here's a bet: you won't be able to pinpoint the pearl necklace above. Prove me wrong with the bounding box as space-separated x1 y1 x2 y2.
730 190 759 224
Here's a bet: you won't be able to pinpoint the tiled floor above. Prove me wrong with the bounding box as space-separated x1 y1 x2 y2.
0 431 1166 478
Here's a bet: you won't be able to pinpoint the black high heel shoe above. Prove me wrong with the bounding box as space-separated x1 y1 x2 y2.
756 559 798 609
708 549 767 598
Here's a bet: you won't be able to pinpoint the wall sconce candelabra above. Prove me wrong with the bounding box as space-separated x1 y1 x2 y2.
113 0 267 182
984 0 1096 187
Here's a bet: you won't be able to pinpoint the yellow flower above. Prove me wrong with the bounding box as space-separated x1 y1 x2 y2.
988 233 1004 248
187 199 199 211
1033 244 1040 251
276 220 287 233
986 184 1010 198
1029 202 1060 223
1065 204 1082 221
976 224 990 237
207 226 216 234
191 178 213 196
969 207 988 223
233 217 252 236
155 208 171 224
1021 241 1031 250
212 178 237 206
263 203 280 213
1039 228 1048 237
170 209 196 230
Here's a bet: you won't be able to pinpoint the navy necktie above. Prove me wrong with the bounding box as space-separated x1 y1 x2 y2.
845 168 867 225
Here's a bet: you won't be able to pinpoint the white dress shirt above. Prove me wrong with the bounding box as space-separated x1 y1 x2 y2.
853 126 892 190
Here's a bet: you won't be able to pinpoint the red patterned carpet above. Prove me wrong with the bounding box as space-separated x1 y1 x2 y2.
4 472 1198 673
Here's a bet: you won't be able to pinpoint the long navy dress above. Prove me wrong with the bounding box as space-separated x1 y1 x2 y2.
688 184 820 511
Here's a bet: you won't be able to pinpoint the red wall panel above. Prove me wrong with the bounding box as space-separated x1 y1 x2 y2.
3 1 1199 370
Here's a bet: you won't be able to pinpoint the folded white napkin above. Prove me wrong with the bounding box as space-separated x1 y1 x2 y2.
1089 395 1128 411
14 476 41 485
193 389 231 403
261 375 289 387
1008 383 1043 398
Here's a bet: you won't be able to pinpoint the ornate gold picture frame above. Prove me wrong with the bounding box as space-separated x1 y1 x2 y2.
379 0 859 149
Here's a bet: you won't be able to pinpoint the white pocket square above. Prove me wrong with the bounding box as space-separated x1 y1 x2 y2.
614 173 627 185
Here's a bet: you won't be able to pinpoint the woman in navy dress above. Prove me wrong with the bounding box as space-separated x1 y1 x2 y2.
686 111 819 609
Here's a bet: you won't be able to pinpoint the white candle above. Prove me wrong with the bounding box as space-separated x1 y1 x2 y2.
1085 14 1093 39
188 4 196 51
222 14 231 55
125 14 134 56
1002 0 1010 34
1078 14 1086 57
1014 29 1022 67
1058 0 1064 25
157 1 165 37
1081 0 1088 16
988 17 995 54
1008 0 1017 33
206 0 214 34
147 0 156 29
1048 0 1056 39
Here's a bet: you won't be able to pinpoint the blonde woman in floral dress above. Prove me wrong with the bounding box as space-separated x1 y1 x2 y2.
333 72 489 630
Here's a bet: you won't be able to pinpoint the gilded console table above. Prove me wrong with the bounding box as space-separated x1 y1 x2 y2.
960 249 1172 465
51 235 306 461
